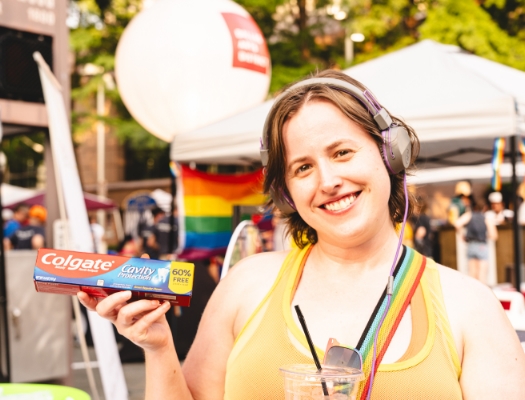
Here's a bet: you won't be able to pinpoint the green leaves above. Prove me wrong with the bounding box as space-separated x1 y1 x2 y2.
420 0 525 70
68 0 525 157
70 0 161 152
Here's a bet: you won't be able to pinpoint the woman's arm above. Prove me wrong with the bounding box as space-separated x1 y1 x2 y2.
453 211 472 230
78 251 286 400
145 336 192 400
181 250 288 399
180 274 238 399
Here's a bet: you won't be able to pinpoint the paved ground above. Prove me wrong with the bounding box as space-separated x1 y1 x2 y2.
71 346 145 400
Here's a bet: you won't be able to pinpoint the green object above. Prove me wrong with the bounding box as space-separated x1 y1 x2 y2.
185 216 232 233
0 384 90 399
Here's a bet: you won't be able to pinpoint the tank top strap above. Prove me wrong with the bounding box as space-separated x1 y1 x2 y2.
226 244 313 367
224 245 315 400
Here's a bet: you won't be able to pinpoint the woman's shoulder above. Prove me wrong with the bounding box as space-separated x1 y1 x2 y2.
435 263 503 321
434 263 515 354
219 250 294 336
434 264 525 397
435 263 497 309
221 250 292 295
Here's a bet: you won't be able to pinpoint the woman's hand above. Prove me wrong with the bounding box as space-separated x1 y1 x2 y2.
77 254 173 353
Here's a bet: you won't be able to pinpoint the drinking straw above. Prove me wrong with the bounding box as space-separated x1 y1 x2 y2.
294 305 329 397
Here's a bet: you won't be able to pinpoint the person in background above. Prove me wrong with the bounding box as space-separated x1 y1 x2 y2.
148 206 178 260
118 234 140 257
7 205 46 250
2 208 13 224
518 183 525 226
448 181 473 278
485 191 514 226
141 206 165 259
454 202 498 285
447 181 472 225
4 203 29 240
89 215 106 254
412 198 434 258
272 209 291 251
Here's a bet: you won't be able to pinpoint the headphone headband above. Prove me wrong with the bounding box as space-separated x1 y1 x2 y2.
261 77 393 166
261 76 412 214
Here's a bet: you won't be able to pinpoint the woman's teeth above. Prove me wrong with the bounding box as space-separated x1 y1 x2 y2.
324 194 357 211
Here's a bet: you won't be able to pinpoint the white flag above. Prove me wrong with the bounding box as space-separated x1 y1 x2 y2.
34 52 129 400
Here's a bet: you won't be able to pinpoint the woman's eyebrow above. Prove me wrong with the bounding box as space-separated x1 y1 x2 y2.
287 156 308 172
326 139 359 153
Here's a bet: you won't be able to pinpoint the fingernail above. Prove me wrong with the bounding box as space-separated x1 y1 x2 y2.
151 300 160 306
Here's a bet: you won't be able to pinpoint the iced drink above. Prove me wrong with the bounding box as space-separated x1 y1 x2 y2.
280 364 363 400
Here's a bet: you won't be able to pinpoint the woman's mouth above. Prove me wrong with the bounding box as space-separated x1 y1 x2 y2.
322 192 361 212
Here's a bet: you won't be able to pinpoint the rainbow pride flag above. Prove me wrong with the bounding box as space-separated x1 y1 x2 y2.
176 164 266 261
491 137 505 191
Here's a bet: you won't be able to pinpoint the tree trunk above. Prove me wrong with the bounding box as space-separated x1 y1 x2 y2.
297 0 310 59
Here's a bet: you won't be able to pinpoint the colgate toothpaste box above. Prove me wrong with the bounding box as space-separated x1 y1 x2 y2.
33 249 194 306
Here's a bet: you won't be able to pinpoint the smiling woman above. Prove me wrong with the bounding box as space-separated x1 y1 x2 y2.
78 70 525 400
262 71 419 247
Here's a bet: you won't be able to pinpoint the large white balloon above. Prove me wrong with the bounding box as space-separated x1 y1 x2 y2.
115 0 271 142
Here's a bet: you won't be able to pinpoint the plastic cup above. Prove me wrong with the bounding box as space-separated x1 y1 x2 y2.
280 364 364 400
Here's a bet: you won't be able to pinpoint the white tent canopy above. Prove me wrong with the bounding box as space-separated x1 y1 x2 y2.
408 162 525 185
171 40 525 169
1 184 37 206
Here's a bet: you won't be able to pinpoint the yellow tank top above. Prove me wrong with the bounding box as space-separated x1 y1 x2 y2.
224 245 463 399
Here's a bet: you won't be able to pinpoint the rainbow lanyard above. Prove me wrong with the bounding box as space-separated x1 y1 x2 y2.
356 246 427 400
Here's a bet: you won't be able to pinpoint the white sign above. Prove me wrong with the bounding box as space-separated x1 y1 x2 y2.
35 52 128 400
0 0 56 34
115 0 271 142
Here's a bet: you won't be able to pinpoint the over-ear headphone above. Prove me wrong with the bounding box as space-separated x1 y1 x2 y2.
260 77 412 214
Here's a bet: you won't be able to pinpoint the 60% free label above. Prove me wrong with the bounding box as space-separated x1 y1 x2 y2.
172 268 192 284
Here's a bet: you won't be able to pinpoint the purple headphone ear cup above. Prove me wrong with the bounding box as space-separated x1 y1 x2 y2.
381 126 411 175
270 186 296 214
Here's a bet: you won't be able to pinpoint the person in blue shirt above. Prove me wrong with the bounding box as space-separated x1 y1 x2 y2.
4 203 29 238
8 205 46 250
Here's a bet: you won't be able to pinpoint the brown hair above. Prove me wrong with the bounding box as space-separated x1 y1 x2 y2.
263 70 420 248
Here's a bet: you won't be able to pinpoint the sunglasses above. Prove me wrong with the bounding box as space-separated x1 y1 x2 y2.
323 338 363 371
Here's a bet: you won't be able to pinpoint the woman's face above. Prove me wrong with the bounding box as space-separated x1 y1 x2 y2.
283 100 393 246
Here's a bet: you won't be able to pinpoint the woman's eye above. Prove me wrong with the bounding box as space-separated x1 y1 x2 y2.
336 149 351 158
296 164 311 174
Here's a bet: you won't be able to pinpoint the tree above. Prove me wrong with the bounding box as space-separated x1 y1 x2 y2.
237 0 348 93
70 0 168 149
420 0 525 70
69 0 171 181
481 0 525 39
66 0 525 181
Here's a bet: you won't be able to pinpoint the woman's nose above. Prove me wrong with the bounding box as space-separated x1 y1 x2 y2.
318 162 343 193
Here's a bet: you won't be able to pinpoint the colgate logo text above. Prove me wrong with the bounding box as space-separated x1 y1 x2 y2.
41 253 114 271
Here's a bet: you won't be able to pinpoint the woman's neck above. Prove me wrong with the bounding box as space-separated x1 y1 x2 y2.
310 223 403 278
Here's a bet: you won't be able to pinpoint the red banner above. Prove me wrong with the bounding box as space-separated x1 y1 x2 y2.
222 12 270 75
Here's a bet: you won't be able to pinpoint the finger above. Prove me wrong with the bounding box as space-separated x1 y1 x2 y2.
77 291 98 311
117 299 165 327
95 290 132 319
132 301 171 332
141 253 150 259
